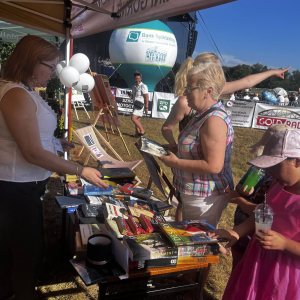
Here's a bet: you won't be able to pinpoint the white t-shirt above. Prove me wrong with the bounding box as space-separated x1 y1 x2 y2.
0 81 57 182
243 95 250 99
252 96 259 101
132 82 148 104
230 95 235 100
278 95 285 103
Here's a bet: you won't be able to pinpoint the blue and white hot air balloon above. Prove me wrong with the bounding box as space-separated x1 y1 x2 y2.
109 20 178 91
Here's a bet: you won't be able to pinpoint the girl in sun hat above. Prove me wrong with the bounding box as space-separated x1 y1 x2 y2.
210 128 300 300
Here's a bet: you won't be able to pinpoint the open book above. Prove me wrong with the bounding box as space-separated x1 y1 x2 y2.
140 137 167 157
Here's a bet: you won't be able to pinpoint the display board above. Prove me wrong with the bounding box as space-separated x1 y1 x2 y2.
252 103 300 130
222 100 255 128
115 88 153 117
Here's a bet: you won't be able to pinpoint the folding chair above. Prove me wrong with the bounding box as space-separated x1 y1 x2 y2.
74 125 141 170
73 100 90 120
135 141 179 214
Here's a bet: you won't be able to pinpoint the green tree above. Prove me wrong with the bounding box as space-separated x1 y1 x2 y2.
0 42 16 73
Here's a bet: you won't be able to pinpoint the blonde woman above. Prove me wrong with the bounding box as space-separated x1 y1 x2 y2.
159 63 233 228
0 36 108 299
162 52 290 221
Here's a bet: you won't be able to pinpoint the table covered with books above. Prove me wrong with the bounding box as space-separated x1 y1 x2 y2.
55 166 221 300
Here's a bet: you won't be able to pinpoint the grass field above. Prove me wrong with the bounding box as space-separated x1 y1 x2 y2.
37 108 264 300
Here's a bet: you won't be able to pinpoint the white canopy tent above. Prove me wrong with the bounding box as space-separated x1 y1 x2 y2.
0 0 237 158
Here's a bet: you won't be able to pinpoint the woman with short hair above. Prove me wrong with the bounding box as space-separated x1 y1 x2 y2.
0 35 108 299
130 71 149 137
159 63 234 227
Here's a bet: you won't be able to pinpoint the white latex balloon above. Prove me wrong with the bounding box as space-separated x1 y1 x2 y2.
59 66 80 87
56 60 67 77
73 73 95 93
69 53 90 74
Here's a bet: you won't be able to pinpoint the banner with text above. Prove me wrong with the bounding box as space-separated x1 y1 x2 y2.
115 88 153 117
222 100 255 128
152 92 177 119
252 103 300 130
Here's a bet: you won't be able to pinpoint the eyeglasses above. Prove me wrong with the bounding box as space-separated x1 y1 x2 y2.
40 62 56 74
184 86 201 94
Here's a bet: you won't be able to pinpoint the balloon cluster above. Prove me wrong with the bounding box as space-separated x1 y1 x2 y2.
56 53 95 93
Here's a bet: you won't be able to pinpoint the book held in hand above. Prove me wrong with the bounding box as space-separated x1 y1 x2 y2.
158 221 218 247
140 137 168 157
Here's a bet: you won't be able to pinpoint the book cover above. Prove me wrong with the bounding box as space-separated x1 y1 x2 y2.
178 244 220 257
123 232 178 261
131 187 153 199
99 168 136 179
158 221 218 246
124 197 158 212
79 224 101 248
177 255 219 265
145 257 177 268
68 182 84 195
85 195 104 205
140 137 168 157
84 184 113 196
105 219 124 239
103 203 129 220
109 197 127 208
81 204 105 217
128 206 154 218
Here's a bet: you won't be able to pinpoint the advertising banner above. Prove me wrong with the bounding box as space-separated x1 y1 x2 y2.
252 103 300 130
151 92 177 119
115 88 153 117
222 100 255 128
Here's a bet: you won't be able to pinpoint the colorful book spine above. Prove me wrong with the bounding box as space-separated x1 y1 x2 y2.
177 255 219 265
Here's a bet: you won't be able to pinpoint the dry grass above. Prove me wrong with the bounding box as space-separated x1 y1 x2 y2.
37 109 264 299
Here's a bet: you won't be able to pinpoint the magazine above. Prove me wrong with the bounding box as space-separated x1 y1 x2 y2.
140 137 167 157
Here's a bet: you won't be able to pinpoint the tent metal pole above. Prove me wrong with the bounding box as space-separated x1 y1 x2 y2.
64 26 70 160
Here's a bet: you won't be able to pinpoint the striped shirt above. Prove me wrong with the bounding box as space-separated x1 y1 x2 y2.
173 101 234 197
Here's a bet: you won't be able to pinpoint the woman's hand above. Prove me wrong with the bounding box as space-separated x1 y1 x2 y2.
256 230 287 251
224 188 241 204
59 138 75 152
236 183 254 197
81 167 109 189
158 150 178 168
273 67 291 79
208 229 239 248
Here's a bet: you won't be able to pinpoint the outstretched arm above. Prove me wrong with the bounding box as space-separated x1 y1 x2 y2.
222 67 291 94
161 95 190 146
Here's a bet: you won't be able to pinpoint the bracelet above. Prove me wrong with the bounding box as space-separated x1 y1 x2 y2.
75 164 79 176
75 164 84 177
145 107 148 109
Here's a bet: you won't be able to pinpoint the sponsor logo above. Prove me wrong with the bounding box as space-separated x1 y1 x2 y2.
145 46 167 63
256 108 300 129
226 101 233 107
126 31 141 42
157 99 170 113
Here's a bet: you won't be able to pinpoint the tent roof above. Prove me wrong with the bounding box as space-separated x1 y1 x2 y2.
0 0 236 39
0 20 64 44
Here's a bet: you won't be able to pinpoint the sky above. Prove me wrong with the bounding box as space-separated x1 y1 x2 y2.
192 0 300 72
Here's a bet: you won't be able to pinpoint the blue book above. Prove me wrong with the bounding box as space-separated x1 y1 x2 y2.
84 184 113 196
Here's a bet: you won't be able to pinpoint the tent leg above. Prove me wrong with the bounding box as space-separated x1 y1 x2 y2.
63 26 70 160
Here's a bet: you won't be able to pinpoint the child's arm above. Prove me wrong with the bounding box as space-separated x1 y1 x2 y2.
256 230 300 259
225 188 257 215
209 214 255 248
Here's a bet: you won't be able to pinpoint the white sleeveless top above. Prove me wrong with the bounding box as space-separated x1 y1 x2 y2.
0 81 57 182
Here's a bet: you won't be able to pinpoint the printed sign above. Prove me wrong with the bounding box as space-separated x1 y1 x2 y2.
222 100 255 128
152 92 177 119
91 146 103 159
252 103 300 130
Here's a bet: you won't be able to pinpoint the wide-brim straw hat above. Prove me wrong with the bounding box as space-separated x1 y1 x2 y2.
248 124 293 156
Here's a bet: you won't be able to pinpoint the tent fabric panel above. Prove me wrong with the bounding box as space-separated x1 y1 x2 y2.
0 2 65 37
71 0 236 38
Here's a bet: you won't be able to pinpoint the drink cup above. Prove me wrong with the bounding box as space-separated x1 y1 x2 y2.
242 166 266 192
254 203 274 236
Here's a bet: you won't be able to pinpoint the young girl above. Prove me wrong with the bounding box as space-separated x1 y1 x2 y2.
210 129 300 300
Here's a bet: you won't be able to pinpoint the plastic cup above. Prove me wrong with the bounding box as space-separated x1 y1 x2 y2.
242 167 266 192
254 203 274 236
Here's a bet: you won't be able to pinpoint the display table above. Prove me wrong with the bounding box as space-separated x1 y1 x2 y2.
71 257 208 300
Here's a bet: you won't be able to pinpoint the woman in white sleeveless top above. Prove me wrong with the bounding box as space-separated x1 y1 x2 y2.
0 36 108 300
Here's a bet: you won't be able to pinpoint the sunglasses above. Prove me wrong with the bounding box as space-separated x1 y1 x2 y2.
40 62 57 74
184 86 201 94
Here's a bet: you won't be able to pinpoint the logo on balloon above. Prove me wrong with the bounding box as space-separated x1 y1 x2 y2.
157 99 170 113
126 31 141 42
145 46 167 63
